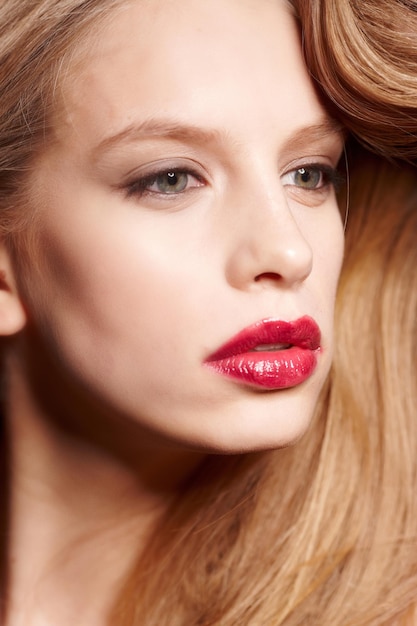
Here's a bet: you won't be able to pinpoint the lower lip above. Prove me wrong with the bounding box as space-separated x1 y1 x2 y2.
204 346 319 390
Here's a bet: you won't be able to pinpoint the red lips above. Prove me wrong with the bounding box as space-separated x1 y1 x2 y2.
204 316 321 390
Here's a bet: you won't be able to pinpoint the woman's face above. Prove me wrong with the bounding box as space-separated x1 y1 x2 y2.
17 0 344 453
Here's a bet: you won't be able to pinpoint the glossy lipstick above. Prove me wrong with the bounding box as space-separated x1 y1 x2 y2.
204 316 321 390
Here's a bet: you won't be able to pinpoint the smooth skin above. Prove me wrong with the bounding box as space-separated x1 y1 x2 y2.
1 0 344 623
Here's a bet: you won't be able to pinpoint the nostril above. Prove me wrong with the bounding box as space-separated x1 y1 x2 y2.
254 272 282 282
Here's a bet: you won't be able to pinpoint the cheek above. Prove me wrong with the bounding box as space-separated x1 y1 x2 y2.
19 212 206 379
16 216 231 448
11 198 343 451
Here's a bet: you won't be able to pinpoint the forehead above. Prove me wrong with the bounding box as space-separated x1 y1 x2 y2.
52 0 328 153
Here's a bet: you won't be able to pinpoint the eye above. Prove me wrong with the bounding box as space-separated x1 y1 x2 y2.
146 171 189 193
292 167 322 189
280 162 345 208
282 164 339 191
125 167 203 198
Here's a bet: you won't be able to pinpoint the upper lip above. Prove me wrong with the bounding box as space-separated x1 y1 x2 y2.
205 315 321 362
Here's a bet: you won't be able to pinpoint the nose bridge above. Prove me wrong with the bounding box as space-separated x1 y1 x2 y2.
224 174 313 290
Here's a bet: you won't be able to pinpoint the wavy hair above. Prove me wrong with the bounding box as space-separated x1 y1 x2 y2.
292 0 417 161
113 147 417 626
1 1 416 624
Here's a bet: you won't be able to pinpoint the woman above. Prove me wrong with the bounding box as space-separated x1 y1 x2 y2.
0 0 416 624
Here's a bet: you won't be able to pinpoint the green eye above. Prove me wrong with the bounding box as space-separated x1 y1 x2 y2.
153 171 189 193
126 167 203 199
280 163 343 208
293 167 322 189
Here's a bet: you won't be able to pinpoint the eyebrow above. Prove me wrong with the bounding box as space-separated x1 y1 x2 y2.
92 119 224 159
281 119 346 154
92 116 344 160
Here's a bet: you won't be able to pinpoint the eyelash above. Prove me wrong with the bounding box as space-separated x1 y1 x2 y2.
123 163 344 200
125 167 204 199
282 163 345 192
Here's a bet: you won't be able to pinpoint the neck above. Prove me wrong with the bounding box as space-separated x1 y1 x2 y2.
3 346 204 626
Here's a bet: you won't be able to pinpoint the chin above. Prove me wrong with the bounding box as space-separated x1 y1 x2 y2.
182 391 320 456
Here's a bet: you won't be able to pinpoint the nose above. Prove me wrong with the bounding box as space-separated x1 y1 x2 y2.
224 187 313 291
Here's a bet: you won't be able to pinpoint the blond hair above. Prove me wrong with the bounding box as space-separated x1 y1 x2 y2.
292 0 417 161
113 149 417 626
1 2 417 624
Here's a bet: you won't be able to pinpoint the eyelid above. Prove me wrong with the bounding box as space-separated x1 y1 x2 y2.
131 171 202 198
120 159 208 202
281 161 345 190
281 144 344 173
121 157 208 187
